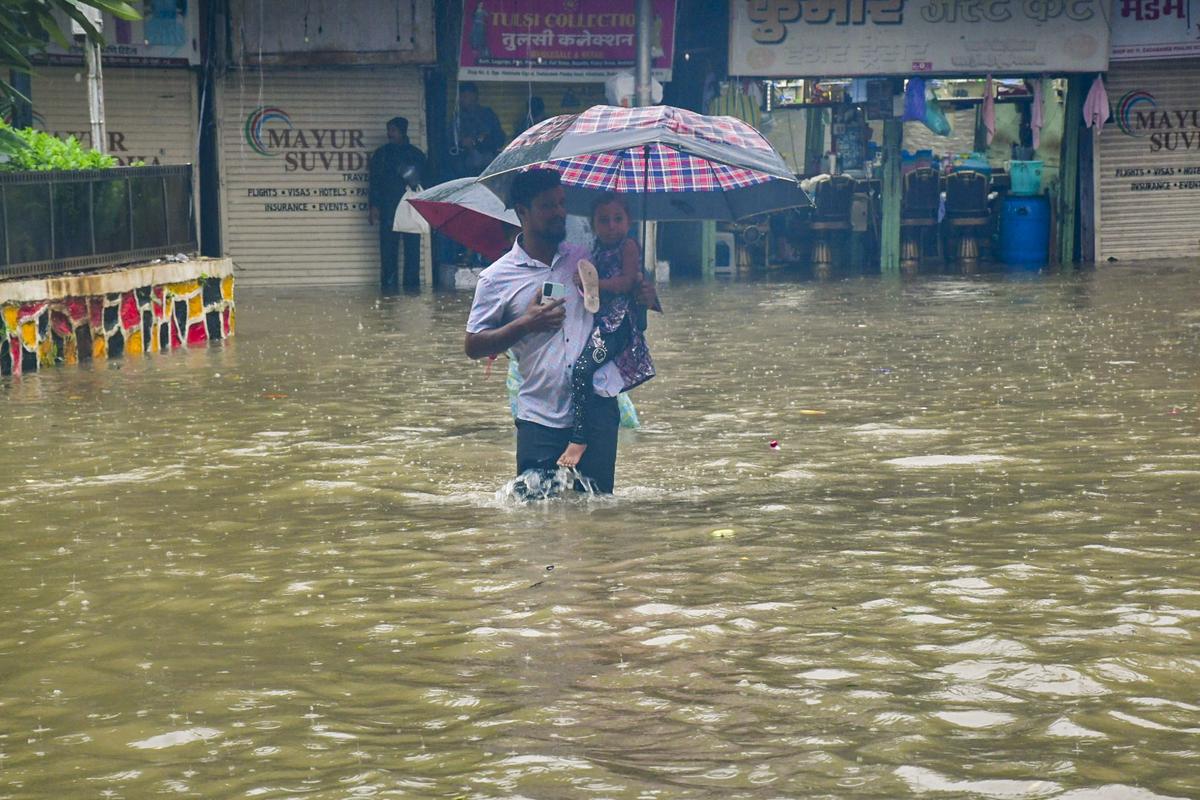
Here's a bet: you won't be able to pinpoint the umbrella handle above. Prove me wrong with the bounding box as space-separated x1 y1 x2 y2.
636 144 650 332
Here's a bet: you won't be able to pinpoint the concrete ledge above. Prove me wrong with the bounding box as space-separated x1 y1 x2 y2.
0 258 234 304
1 257 235 377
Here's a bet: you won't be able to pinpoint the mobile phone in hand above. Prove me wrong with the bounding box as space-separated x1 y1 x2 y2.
541 281 567 305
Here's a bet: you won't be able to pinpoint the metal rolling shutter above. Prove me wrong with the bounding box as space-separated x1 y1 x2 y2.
30 66 198 166
218 67 425 287
1097 59 1200 262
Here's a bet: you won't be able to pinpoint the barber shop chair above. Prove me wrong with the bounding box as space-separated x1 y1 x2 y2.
944 171 990 275
809 175 854 280
900 168 939 276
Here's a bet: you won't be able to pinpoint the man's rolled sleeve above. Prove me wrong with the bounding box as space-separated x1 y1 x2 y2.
465 275 505 334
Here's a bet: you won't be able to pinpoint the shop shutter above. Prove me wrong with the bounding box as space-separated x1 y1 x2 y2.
31 66 198 166
1097 59 1200 262
218 67 425 286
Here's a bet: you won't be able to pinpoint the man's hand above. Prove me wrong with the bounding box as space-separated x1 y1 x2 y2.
464 288 565 360
520 288 565 334
368 207 379 226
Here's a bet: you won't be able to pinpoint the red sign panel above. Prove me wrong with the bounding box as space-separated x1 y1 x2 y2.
458 0 676 82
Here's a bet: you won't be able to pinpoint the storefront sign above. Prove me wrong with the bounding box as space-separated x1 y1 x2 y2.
39 6 198 66
1111 0 1200 60
242 107 371 215
43 128 166 166
458 0 676 82
728 0 1112 76
1115 90 1200 157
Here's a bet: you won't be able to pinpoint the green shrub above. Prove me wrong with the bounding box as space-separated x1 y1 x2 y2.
0 121 119 171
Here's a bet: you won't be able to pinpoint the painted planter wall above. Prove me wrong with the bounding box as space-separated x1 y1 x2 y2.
0 260 234 377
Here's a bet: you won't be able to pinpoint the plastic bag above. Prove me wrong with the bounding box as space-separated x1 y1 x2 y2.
392 186 430 234
903 78 926 122
922 90 952 137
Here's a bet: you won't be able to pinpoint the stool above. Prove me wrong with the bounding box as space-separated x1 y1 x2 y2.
901 219 938 276
947 216 990 274
810 220 848 280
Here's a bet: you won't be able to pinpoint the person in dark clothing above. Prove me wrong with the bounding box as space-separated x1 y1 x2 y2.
369 116 427 293
513 96 548 136
449 82 505 178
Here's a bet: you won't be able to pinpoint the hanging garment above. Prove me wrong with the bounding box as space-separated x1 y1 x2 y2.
1031 79 1045 149
849 78 869 103
708 83 763 129
1083 75 1110 131
903 77 927 122
982 75 996 145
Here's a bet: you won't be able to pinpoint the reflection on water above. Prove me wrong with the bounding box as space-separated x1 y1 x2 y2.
2 263 1200 798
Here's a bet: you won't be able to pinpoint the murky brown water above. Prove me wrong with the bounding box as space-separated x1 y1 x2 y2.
2 262 1200 799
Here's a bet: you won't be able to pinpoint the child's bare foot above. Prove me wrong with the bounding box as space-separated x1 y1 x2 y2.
577 259 600 313
557 442 588 468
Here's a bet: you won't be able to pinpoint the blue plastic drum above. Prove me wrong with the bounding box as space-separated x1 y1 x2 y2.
999 195 1050 268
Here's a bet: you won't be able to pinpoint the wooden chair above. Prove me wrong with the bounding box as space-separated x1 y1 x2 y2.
809 175 854 280
900 168 939 276
944 171 990 274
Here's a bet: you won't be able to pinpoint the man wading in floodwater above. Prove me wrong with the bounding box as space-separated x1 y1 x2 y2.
464 169 658 494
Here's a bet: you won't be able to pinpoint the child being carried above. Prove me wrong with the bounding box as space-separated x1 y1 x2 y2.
558 193 656 468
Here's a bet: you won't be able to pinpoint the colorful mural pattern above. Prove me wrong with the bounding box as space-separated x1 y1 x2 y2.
0 276 234 376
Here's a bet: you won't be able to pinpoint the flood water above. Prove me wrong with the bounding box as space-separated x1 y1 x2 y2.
2 262 1199 799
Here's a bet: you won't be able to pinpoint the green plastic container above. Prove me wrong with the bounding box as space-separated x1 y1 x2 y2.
1008 160 1043 196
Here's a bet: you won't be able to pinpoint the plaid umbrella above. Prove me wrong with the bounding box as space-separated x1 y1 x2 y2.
478 104 810 221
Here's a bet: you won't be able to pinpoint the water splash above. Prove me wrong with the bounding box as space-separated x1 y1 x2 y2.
495 467 600 504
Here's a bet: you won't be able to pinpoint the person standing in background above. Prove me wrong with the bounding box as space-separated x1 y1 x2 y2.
449 82 505 178
513 96 548 137
369 116 427 293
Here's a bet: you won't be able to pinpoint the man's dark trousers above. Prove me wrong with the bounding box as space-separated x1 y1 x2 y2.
380 227 421 293
515 394 619 493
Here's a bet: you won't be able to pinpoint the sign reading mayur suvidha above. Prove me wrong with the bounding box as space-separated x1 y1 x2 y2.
245 107 368 172
1117 91 1200 153
729 0 1113 76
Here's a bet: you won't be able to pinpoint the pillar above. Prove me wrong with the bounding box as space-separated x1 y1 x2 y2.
701 220 716 279
9 71 32 128
880 118 903 274
1058 75 1085 268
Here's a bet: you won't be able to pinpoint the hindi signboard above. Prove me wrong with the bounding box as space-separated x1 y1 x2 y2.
728 0 1111 77
458 0 676 82
1111 0 1200 60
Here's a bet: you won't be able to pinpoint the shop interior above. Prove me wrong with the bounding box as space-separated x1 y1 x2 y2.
714 76 1070 279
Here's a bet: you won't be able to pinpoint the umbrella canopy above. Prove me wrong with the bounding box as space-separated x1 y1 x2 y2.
478 105 811 222
409 177 520 261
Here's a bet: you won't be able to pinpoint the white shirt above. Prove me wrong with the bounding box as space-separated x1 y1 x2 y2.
466 237 622 428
